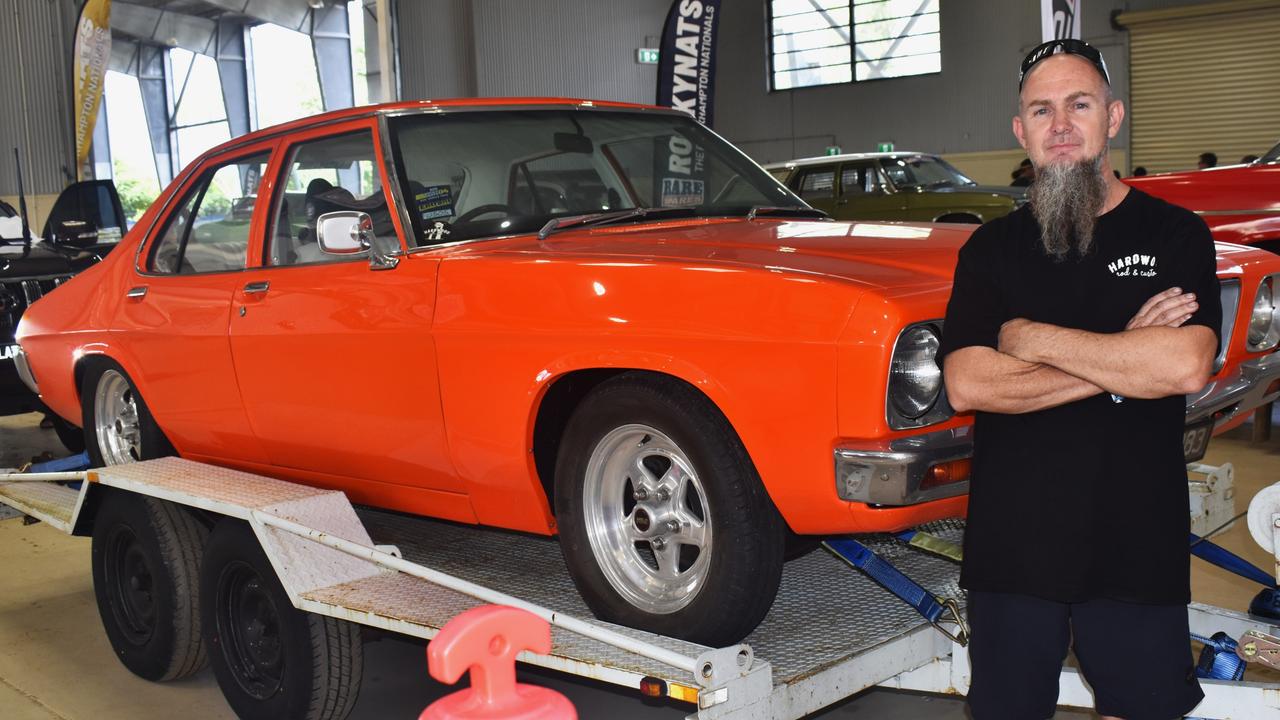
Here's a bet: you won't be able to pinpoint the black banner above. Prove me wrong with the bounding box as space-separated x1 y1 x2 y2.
655 0 721 127
654 1 720 208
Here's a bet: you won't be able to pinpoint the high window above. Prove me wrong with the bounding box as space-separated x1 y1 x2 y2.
769 0 941 90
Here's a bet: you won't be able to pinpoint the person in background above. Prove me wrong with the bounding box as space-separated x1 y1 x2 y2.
1011 157 1035 186
1241 154 1259 164
1197 152 1217 169
1132 166 1148 176
942 38 1218 720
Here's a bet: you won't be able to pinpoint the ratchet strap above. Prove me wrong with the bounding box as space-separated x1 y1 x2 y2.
895 529 964 562
1189 532 1277 589
824 537 969 646
1192 631 1248 681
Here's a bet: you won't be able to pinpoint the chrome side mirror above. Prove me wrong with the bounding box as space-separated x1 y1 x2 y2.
316 211 372 255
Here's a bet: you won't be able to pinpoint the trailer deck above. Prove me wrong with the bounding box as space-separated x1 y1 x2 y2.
3 456 1279 719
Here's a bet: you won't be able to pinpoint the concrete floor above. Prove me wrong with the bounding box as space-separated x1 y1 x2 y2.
2 411 1277 719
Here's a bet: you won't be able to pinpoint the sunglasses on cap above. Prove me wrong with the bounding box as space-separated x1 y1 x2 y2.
1019 38 1111 90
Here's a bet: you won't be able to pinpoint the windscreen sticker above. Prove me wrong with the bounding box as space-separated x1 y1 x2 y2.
416 185 455 221
659 177 704 208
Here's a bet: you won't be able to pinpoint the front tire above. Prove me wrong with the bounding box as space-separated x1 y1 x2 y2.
554 373 785 646
201 520 362 720
81 361 173 466
91 490 208 681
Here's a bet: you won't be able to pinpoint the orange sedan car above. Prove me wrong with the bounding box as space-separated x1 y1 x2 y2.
15 99 1280 649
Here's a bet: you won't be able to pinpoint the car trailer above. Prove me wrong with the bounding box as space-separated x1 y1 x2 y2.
2 456 1279 719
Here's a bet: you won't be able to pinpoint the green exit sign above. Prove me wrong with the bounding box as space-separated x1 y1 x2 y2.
636 48 660 64
825 146 842 156
877 142 895 152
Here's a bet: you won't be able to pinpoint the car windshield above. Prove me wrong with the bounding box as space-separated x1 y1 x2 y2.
387 109 806 246
878 156 976 189
1263 141 1280 164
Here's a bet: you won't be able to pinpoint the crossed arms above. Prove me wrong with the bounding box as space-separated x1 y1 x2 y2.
945 288 1218 414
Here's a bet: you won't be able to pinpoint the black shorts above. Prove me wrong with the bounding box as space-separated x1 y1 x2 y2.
966 591 1204 720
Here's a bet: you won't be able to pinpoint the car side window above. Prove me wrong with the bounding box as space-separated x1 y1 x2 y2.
268 131 389 266
149 153 269 274
796 169 835 201
840 165 871 196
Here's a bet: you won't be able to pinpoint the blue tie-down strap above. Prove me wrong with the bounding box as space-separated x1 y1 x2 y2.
28 452 92 474
823 537 969 646
1189 533 1277 589
1193 631 1248 681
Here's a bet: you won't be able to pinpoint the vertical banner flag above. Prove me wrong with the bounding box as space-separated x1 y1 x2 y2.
654 0 720 209
1042 0 1081 42
73 0 112 177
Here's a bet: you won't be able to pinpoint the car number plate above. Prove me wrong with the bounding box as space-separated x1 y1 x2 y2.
1183 419 1214 464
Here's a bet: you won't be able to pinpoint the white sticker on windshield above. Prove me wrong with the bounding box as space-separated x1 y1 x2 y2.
659 177 704 208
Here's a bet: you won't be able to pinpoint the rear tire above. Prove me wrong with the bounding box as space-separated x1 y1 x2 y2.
81 361 173 467
91 490 208 681
201 520 362 720
554 372 785 646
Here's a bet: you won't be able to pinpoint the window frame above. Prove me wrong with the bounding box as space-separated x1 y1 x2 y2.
265 126 390 269
767 0 942 92
139 143 278 277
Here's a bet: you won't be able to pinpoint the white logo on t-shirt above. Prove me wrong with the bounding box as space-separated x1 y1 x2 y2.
1107 253 1158 277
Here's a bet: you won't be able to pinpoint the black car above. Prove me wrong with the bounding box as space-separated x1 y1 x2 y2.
1 180 125 448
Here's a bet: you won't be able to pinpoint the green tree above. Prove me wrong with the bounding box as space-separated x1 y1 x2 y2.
111 159 160 222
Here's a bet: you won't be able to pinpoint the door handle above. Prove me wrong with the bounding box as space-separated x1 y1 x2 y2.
126 286 148 298
243 281 270 295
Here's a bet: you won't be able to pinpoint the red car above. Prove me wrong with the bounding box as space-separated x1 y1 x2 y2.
1128 142 1280 254
13 100 1280 667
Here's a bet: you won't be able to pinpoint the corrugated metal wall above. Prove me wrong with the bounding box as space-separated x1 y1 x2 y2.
397 0 667 103
0 0 76 196
1123 0 1280 173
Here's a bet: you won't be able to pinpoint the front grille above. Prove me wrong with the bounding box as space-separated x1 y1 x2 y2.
0 275 71 342
1216 279 1240 373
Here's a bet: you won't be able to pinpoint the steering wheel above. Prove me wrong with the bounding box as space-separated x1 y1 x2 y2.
455 204 517 223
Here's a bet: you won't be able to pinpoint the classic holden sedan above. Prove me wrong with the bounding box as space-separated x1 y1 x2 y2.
14 99 1280 649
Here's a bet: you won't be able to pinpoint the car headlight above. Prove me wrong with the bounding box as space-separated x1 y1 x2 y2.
1248 275 1280 351
887 322 950 429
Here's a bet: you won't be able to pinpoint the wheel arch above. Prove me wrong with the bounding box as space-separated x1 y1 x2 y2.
529 362 742 513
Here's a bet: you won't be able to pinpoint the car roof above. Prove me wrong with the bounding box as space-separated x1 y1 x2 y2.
762 152 932 170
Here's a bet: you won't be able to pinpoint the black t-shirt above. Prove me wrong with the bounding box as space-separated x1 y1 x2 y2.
939 188 1221 605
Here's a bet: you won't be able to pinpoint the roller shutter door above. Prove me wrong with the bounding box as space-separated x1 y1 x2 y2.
1119 0 1280 174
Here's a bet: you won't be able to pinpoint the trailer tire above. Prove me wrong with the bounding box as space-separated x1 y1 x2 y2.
82 361 174 467
91 490 208 681
554 372 785 646
201 520 362 720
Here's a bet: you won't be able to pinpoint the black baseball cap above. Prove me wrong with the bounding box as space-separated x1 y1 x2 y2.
1019 38 1111 90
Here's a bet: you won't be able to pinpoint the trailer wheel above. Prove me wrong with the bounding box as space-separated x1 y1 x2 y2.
201 520 362 720
554 372 786 646
91 491 208 681
82 362 173 466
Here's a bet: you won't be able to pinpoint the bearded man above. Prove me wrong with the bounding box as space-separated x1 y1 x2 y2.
939 39 1220 720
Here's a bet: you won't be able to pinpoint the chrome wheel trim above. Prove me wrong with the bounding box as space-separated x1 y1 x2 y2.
582 424 712 615
94 370 143 465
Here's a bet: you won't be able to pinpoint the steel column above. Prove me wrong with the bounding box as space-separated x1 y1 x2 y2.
312 4 354 112
136 44 174 188
215 19 254 140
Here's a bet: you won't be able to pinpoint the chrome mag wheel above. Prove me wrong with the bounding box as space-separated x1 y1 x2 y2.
94 369 142 465
581 424 712 614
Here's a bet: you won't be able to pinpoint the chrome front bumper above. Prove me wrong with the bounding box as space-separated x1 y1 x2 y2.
1186 352 1280 429
834 425 972 506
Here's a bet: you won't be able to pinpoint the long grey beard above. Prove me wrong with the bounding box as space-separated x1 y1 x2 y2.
1029 154 1108 260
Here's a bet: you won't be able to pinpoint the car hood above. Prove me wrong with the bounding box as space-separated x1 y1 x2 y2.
493 218 972 292
931 183 1027 200
0 240 89 278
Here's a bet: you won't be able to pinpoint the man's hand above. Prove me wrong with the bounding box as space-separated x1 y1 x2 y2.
1127 287 1199 330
